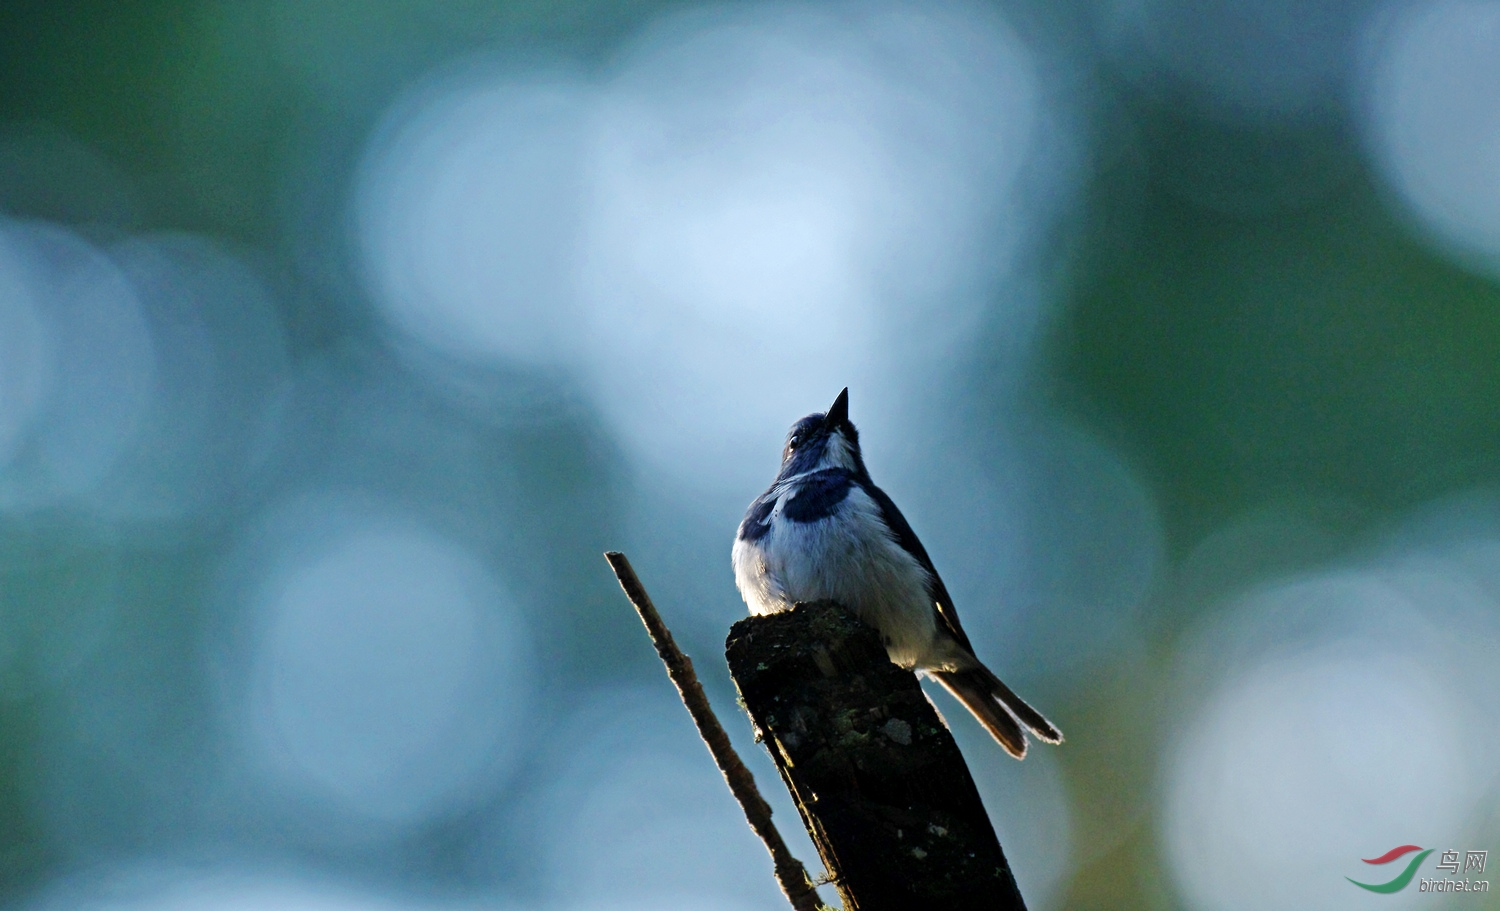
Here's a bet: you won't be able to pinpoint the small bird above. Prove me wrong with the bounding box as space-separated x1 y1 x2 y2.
732 388 1061 758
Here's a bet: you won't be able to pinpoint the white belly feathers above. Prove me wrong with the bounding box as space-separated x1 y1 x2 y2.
731 483 940 669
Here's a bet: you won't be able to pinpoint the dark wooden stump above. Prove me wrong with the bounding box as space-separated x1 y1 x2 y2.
725 601 1027 911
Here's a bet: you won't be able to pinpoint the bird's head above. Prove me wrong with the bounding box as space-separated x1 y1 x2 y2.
779 388 864 477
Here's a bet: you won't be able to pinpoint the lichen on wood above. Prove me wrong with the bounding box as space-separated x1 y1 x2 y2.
726 600 1027 911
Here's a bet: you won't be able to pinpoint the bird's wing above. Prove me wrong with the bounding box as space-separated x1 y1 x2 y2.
737 490 777 542
860 481 975 654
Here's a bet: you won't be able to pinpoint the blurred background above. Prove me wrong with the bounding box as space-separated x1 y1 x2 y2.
0 1 1498 909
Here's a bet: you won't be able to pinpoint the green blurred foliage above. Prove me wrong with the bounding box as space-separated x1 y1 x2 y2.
1060 106 1500 553
0 0 683 241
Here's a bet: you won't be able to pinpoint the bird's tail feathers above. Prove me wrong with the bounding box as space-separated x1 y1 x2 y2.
930 666 1063 760
980 665 1063 745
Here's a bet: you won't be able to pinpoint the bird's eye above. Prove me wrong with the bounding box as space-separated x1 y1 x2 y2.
787 434 799 451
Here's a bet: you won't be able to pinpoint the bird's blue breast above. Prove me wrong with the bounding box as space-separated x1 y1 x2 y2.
732 466 947 667
783 469 855 521
737 468 856 542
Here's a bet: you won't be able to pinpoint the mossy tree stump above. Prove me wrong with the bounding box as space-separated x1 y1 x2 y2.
725 600 1027 911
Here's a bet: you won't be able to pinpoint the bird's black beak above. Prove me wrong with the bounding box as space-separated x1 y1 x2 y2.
824 387 849 429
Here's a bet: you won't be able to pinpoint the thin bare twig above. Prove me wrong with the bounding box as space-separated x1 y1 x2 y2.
604 551 823 911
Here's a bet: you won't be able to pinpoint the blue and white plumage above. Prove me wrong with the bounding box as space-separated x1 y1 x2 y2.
732 388 1062 758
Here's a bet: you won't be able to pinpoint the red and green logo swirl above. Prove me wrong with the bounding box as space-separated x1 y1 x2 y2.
1348 845 1432 893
